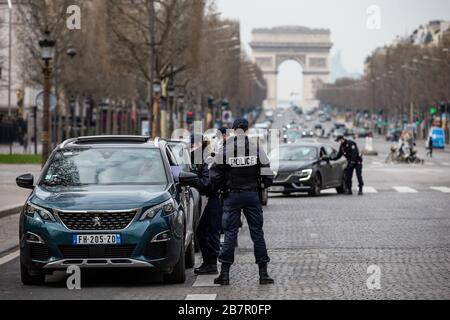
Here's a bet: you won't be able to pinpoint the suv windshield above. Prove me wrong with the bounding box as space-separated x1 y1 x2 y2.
42 148 167 186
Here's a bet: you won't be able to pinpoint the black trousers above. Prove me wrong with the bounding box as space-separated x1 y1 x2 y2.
346 162 364 190
219 191 270 265
197 195 223 264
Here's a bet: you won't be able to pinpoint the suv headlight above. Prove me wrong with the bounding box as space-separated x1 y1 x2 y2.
24 202 55 222
295 169 313 181
140 198 176 221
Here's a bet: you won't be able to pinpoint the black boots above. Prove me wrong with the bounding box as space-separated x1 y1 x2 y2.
259 263 275 285
214 263 230 285
195 257 218 275
358 187 363 196
194 263 218 275
213 263 275 285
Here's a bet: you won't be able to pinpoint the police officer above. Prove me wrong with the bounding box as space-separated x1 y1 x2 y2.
333 135 364 195
210 119 274 285
190 134 223 275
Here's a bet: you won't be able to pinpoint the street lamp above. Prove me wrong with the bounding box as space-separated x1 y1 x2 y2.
151 78 161 137
167 84 175 134
39 29 56 166
177 89 185 129
153 78 161 95
67 46 77 59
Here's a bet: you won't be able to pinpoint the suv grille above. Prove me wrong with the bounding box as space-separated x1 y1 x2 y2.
30 244 51 261
59 245 136 259
57 211 136 231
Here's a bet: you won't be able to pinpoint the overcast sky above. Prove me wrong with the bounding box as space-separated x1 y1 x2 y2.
216 0 450 100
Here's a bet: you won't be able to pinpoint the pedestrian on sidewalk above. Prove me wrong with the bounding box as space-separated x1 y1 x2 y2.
427 136 434 158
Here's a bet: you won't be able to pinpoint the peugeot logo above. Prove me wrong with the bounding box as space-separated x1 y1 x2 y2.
92 216 102 227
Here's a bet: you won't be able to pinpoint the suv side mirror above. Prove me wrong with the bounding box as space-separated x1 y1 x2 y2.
179 172 199 187
16 174 34 189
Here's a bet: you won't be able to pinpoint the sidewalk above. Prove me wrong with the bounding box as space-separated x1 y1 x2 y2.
0 164 41 254
0 164 41 213
0 213 20 254
0 143 42 155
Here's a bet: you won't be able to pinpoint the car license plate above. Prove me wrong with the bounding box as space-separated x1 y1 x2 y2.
269 186 285 192
73 234 121 245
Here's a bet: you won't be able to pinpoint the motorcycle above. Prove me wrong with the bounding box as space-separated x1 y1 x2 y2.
386 146 424 164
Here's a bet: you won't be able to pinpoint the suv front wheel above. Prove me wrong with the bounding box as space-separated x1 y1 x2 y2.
21 263 45 286
164 239 186 284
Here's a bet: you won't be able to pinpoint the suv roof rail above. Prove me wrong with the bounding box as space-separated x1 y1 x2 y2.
71 136 151 145
60 138 78 149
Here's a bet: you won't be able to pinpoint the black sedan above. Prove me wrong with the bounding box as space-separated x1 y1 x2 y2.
268 143 348 196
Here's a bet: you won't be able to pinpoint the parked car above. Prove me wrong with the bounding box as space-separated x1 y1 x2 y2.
16 136 200 285
268 143 348 196
429 127 446 149
166 139 205 253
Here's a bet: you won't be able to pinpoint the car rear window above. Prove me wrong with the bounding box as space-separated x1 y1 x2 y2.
42 148 167 186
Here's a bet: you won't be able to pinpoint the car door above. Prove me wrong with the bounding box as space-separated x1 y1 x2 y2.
166 146 193 248
325 145 343 186
318 146 333 188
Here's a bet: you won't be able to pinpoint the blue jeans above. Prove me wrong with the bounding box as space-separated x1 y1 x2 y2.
219 191 270 265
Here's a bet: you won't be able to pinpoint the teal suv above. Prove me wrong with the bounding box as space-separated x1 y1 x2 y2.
16 136 199 285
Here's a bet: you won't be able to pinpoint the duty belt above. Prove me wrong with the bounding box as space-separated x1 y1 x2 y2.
228 188 259 193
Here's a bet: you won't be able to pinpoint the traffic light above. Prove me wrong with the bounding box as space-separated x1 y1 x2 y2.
440 102 446 114
430 106 437 115
186 111 194 125
221 99 230 109
207 96 214 108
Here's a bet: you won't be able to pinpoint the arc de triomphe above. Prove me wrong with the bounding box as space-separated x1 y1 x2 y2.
250 26 333 109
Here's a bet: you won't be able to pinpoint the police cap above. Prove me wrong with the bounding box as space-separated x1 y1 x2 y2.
232 118 249 131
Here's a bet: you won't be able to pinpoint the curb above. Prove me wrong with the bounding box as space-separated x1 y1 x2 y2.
0 205 22 219
0 245 19 258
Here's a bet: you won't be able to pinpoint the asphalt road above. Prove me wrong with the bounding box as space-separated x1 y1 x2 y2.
0 108 449 300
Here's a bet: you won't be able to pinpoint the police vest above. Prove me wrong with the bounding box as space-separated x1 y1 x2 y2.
224 137 260 190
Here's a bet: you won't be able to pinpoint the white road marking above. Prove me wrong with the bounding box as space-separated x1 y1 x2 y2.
441 162 450 166
185 294 217 300
310 233 319 239
0 250 19 266
363 187 378 194
372 161 383 166
393 186 418 193
424 162 434 166
321 189 337 194
193 275 221 287
430 186 450 193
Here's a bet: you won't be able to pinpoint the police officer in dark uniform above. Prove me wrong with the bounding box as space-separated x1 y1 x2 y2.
333 135 364 195
190 134 223 275
210 119 274 285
